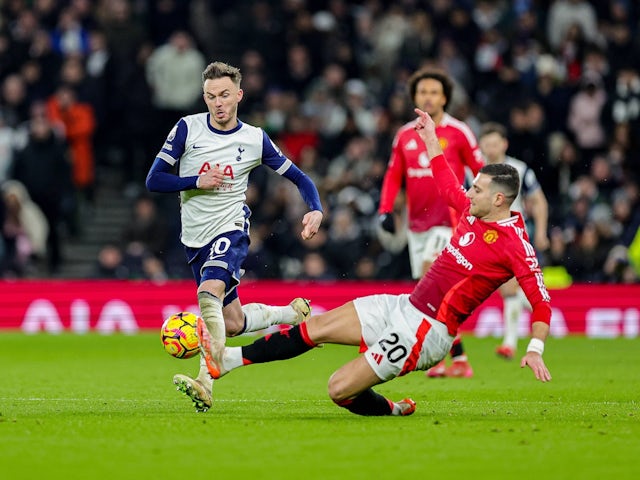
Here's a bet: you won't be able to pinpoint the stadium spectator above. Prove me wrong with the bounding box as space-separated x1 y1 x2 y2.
146 61 323 412
546 0 600 52
0 111 17 183
378 68 483 378
1 74 30 128
91 242 128 279
120 193 168 261
0 0 638 285
205 108 552 417
145 30 206 140
1 179 48 277
11 114 73 274
46 83 96 205
50 7 91 57
567 71 608 163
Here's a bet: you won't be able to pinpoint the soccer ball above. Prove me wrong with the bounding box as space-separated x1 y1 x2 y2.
160 312 201 359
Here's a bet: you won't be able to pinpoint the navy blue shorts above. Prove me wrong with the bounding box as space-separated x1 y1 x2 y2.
184 229 249 306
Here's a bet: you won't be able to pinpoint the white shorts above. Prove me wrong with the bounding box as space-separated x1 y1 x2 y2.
407 226 452 279
353 294 454 381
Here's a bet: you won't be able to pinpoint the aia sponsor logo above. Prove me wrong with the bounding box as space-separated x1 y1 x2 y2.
483 230 498 244
458 232 475 247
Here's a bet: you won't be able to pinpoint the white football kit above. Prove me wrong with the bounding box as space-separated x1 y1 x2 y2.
156 113 299 248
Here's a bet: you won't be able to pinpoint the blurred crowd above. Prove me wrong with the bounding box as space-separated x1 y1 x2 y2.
1 0 639 284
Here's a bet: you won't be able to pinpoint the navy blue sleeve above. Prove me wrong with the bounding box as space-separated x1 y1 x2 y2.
146 119 199 193
145 158 199 192
260 131 322 212
282 165 323 212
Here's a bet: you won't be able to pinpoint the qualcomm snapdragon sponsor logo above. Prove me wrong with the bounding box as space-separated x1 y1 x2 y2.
445 243 473 271
407 167 433 178
458 232 475 247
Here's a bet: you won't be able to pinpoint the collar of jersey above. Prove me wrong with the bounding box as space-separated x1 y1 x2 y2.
207 114 243 135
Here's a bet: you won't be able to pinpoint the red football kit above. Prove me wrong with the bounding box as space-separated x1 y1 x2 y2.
379 113 484 232
409 154 552 335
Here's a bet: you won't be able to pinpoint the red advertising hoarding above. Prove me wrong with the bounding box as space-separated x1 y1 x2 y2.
0 280 638 338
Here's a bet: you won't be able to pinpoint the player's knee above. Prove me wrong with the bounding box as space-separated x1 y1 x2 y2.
225 321 243 337
223 311 245 337
327 373 350 404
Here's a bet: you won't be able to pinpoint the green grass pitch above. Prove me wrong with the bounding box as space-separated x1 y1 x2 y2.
1 332 638 480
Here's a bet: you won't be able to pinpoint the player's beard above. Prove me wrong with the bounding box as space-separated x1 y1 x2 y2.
212 105 237 129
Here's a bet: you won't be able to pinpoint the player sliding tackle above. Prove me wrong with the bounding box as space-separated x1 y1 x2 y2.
199 108 553 416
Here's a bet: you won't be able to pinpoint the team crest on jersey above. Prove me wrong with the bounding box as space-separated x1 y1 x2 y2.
167 125 177 142
483 230 498 244
236 146 245 161
439 137 448 150
459 232 475 247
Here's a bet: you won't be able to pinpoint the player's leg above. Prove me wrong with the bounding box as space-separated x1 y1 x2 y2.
237 298 312 333
171 277 226 412
173 233 242 409
443 334 474 377
497 277 521 359
219 302 363 377
173 355 213 413
406 229 429 281
328 356 412 416
331 295 444 416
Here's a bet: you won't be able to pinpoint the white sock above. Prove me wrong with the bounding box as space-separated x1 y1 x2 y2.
195 354 213 391
222 346 243 371
503 295 521 349
198 291 226 356
242 303 295 332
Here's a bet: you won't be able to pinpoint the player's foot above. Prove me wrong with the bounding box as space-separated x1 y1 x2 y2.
393 398 416 416
425 360 446 378
444 360 474 378
290 297 312 324
173 374 212 413
496 344 515 360
196 317 227 379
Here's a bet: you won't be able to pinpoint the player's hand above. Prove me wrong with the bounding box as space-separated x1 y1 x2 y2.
520 352 552 382
301 210 323 240
378 213 395 234
413 108 442 157
197 166 224 189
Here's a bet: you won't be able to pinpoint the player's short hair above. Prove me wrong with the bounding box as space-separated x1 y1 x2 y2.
202 62 242 87
479 121 508 139
408 68 453 110
480 163 519 204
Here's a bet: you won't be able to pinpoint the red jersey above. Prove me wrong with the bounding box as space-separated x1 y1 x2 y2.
379 113 484 232
409 154 552 335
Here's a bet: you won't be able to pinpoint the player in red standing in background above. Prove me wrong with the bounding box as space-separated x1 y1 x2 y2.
378 68 484 378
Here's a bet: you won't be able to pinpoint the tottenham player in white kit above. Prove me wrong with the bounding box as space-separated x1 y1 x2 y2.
146 62 324 412
479 122 550 360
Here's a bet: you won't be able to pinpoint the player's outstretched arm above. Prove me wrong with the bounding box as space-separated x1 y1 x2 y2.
520 321 552 382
